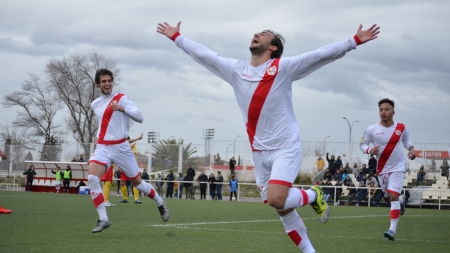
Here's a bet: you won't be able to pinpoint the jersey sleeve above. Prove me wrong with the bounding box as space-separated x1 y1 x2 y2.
360 128 373 154
401 127 414 150
121 95 143 123
282 37 357 81
174 35 238 84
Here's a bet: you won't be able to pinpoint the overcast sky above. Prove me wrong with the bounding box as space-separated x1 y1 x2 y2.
1 0 449 152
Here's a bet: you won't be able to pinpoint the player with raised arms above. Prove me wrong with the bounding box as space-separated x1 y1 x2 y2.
88 68 169 233
157 21 379 252
360 98 415 241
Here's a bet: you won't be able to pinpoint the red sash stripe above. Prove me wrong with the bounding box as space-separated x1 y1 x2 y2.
376 123 405 175
98 93 125 142
246 59 280 151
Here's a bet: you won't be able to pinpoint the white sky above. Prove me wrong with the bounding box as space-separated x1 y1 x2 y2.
1 0 449 149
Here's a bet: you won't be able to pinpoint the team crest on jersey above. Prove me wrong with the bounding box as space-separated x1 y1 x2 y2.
395 130 401 135
267 66 277 76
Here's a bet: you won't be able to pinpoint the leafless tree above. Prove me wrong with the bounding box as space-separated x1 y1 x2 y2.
45 51 120 159
2 74 63 161
0 123 33 171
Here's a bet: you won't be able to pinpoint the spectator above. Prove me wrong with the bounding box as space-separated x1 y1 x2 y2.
114 169 121 195
23 165 37 192
356 182 368 206
197 170 208 200
51 166 64 193
368 170 379 185
334 181 342 205
314 179 323 186
360 174 368 186
440 159 449 180
345 181 356 206
173 178 178 199
316 155 325 171
323 178 333 202
333 169 342 183
165 171 175 198
76 181 86 192
361 164 369 174
141 169 150 182
229 175 238 201
352 162 359 175
343 175 352 186
183 172 193 199
368 182 377 200
163 156 173 170
176 172 184 199
373 188 385 207
343 163 352 174
326 153 337 175
323 168 332 181
78 155 84 162
368 154 377 174
42 154 49 161
335 156 343 170
208 173 216 200
340 168 349 184
155 173 163 197
229 157 236 176
71 157 77 162
365 174 378 187
416 165 426 186
62 165 72 193
403 187 410 206
186 164 196 197
356 169 365 182
216 171 223 201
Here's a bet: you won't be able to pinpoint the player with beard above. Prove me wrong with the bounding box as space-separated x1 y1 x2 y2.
88 69 169 233
360 98 415 241
157 21 380 252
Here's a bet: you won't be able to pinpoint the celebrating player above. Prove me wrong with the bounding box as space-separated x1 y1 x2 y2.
360 98 415 241
88 69 169 233
157 21 380 252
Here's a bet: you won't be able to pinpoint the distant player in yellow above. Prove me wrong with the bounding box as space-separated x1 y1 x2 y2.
118 134 143 204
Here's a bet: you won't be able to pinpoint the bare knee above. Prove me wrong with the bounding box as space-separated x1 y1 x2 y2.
266 184 290 209
267 195 287 209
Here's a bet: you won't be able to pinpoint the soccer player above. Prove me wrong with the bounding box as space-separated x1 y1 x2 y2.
157 21 380 252
101 164 115 207
0 149 12 214
88 68 169 233
360 98 415 241
51 166 64 193
118 135 144 204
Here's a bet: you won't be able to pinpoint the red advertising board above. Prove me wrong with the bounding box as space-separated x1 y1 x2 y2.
414 150 449 159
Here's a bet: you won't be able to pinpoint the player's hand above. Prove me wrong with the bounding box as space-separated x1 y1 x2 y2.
138 133 143 140
157 21 181 39
355 24 380 44
408 150 416 160
370 146 380 155
108 101 125 113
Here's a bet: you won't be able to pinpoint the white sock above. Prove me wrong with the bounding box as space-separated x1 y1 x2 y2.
136 181 163 206
88 175 108 221
280 210 315 253
389 201 400 233
281 188 316 211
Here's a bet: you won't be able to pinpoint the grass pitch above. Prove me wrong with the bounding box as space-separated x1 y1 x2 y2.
0 191 449 253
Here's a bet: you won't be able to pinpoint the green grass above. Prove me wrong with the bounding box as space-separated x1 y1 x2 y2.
0 191 449 253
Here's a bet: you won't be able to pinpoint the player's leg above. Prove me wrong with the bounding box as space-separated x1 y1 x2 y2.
133 186 141 203
103 181 115 206
119 172 129 203
88 160 111 233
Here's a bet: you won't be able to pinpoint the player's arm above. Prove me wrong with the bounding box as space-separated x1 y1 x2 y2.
113 96 143 123
51 170 56 174
156 21 237 84
401 128 416 160
128 133 143 144
286 24 380 80
360 128 378 155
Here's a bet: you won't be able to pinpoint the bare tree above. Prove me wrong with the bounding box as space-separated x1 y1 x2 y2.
45 51 120 159
0 123 33 171
2 74 63 161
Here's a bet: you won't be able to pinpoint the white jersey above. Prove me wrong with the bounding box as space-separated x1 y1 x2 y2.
360 122 414 175
174 35 357 151
91 92 143 143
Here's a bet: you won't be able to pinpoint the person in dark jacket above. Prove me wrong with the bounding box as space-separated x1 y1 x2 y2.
186 164 196 198
368 154 377 174
345 181 356 206
208 173 216 200
323 168 332 181
183 172 193 199
165 171 175 198
140 169 150 196
356 169 365 182
197 170 208 200
333 169 342 183
323 178 333 202
335 156 343 170
216 171 224 201
326 153 337 175
356 182 367 206
23 165 37 191
334 181 342 205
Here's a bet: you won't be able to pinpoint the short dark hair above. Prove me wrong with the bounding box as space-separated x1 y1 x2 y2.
95 68 114 85
264 30 285 59
378 98 395 108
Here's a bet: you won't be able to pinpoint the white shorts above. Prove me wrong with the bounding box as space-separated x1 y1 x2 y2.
253 141 302 202
89 142 140 179
378 172 405 197
54 181 61 186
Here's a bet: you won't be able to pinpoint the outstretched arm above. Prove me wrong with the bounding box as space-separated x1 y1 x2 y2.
128 133 143 144
354 24 380 44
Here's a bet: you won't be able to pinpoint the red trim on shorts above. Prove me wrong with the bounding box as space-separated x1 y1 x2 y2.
130 172 140 180
300 189 309 206
171 32 180 41
149 189 155 199
246 58 280 151
287 230 302 246
268 179 292 188
97 138 126 145
88 160 108 169
353 35 362 45
387 189 400 196
377 123 405 175
98 93 125 143
120 172 129 181
92 193 104 207
390 209 400 219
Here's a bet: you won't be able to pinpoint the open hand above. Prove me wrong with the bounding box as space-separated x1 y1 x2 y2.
157 22 181 39
355 24 380 44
